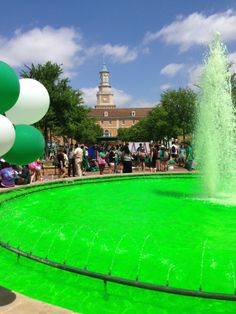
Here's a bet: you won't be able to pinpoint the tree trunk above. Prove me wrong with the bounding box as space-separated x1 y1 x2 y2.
49 128 52 147
44 121 49 159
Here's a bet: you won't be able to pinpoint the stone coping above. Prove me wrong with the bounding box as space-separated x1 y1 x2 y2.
0 168 191 193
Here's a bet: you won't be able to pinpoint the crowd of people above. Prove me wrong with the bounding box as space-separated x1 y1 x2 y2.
0 141 194 188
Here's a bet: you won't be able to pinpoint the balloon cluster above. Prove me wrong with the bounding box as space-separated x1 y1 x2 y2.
0 61 50 165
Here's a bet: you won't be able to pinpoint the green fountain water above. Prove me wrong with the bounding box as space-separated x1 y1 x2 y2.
1 176 236 314
195 33 236 196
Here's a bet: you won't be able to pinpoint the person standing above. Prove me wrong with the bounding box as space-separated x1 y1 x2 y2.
80 144 89 176
159 145 169 171
163 146 169 171
150 144 158 172
170 141 178 161
138 147 146 171
67 144 76 177
74 143 83 177
107 146 116 174
178 144 186 167
122 143 133 173
56 147 67 178
185 143 194 171
113 145 120 174
97 147 107 175
156 144 161 171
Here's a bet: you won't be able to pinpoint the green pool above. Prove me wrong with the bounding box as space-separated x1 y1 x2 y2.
0 174 236 313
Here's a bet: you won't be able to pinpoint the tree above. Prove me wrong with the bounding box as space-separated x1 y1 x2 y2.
231 72 236 109
144 105 168 141
117 127 131 142
118 119 150 142
160 88 196 141
128 119 150 141
119 88 196 143
20 62 102 150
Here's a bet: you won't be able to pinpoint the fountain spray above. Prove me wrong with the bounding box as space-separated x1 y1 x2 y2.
195 32 236 196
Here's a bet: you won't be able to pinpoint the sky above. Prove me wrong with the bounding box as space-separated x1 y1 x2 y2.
1 0 236 108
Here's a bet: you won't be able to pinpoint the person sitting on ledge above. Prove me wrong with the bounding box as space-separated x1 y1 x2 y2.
14 165 31 185
0 162 15 188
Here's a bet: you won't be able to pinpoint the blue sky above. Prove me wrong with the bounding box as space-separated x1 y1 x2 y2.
1 0 236 108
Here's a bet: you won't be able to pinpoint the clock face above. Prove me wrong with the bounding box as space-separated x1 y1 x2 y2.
103 97 108 102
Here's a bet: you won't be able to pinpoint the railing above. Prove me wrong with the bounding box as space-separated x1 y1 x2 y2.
0 241 235 301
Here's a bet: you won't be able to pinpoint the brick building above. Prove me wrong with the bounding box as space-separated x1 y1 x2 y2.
90 65 153 137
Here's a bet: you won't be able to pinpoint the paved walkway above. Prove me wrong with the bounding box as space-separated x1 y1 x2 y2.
0 286 77 314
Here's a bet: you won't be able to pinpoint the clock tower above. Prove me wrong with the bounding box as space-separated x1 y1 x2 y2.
95 64 116 108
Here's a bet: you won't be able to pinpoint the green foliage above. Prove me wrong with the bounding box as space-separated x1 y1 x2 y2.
119 88 196 142
231 72 236 109
118 119 150 142
144 105 169 141
128 119 150 141
160 88 196 140
117 128 131 142
20 62 102 145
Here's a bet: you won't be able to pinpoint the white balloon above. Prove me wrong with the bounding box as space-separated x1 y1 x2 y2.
0 114 15 156
5 78 50 125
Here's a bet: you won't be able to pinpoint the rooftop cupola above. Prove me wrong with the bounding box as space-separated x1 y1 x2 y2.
96 64 116 109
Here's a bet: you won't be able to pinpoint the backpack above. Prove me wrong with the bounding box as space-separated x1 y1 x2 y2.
52 156 60 167
163 151 169 161
171 145 176 154
68 149 74 159
109 150 115 162
139 151 146 161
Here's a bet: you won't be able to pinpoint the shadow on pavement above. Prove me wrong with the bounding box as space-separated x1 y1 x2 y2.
0 286 16 306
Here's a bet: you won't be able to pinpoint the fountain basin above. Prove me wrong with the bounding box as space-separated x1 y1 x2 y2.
0 174 236 313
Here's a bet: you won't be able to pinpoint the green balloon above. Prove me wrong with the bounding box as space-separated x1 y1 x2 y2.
0 61 20 114
3 125 45 165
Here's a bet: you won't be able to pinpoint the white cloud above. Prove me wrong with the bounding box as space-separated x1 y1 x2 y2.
113 88 133 106
81 86 154 108
160 63 184 77
228 52 236 72
187 64 203 90
187 51 236 90
81 87 98 107
144 10 236 51
0 26 83 73
0 26 138 79
89 44 138 64
160 83 173 91
129 99 155 108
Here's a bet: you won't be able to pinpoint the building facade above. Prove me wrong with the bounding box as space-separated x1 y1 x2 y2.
90 65 153 137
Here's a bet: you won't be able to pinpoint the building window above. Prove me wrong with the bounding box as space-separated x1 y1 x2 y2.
132 120 136 125
101 120 103 124
109 120 112 125
104 111 108 117
131 111 136 117
122 120 125 125
104 129 110 136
